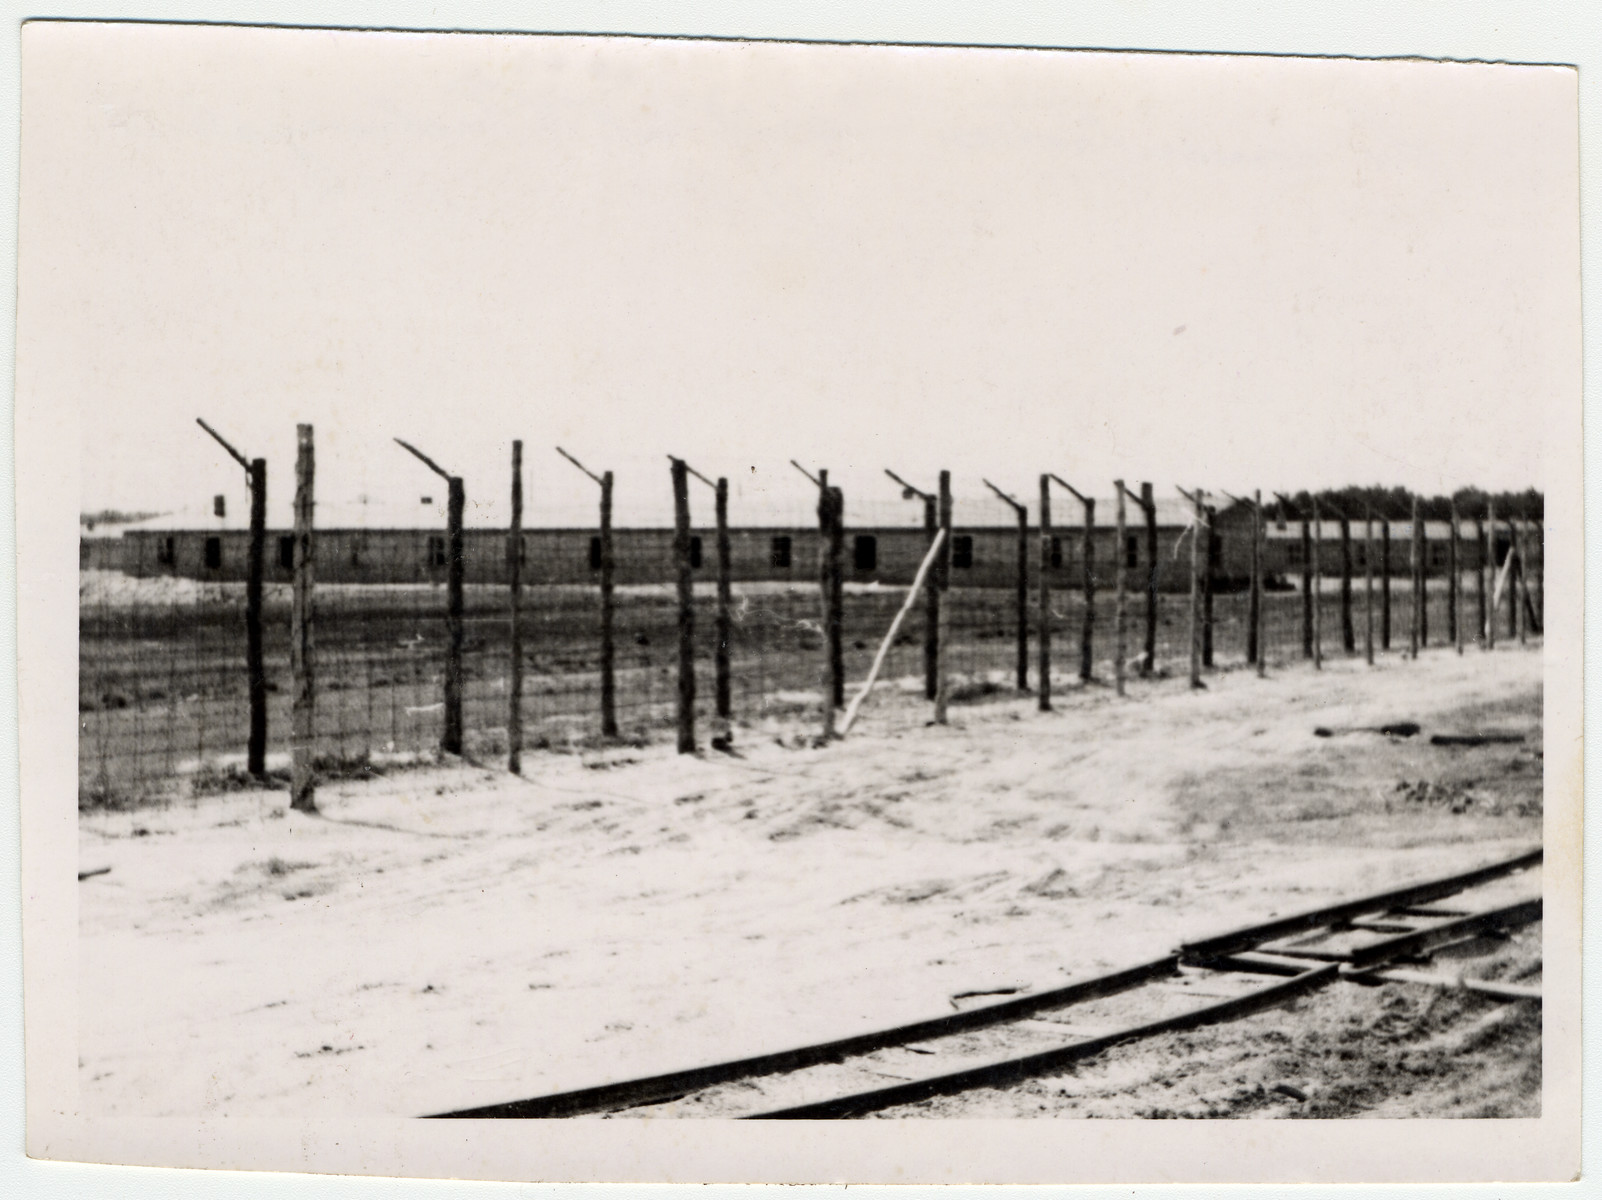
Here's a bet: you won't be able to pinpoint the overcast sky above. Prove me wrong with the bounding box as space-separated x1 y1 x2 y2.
20 24 1580 527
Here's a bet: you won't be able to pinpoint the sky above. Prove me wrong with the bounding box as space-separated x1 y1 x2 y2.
18 24 1581 528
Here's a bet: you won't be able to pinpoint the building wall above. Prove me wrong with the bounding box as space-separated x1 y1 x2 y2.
91 518 1520 591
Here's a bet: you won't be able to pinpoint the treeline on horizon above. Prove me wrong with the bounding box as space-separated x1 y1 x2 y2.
1270 486 1543 522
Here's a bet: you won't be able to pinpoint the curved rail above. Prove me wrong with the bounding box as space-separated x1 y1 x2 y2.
427 845 1541 1120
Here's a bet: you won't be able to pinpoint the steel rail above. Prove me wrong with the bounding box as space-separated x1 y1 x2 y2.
425 847 1541 1120
1178 846 1540 962
750 964 1340 1119
428 955 1180 1118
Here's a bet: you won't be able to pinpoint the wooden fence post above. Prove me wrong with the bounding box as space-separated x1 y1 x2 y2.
1485 501 1497 650
508 442 524 773
1409 495 1423 659
715 477 732 723
1188 488 1202 688
1381 518 1392 650
1201 505 1215 669
290 424 316 813
1450 500 1462 656
1448 499 1461 656
816 469 836 739
599 471 617 736
1300 512 1313 659
1252 491 1265 678
1038 475 1052 711
1475 514 1487 648
1114 481 1127 696
917 496 936 700
934 470 952 724
670 458 696 753
1505 513 1518 641
982 477 1029 692
246 457 267 777
1338 512 1354 653
1142 482 1157 676
828 485 846 709
1533 518 1544 632
1015 497 1029 691
1310 497 1322 670
1080 496 1095 682
443 475 465 755
1363 507 1375 666
1513 518 1529 645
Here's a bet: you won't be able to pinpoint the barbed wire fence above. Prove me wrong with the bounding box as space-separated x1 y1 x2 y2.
77 427 1545 808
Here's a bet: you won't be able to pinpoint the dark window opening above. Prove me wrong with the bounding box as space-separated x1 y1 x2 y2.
853 534 877 572
278 535 294 570
80 542 90 566
351 542 362 567
689 536 703 569
158 536 177 566
589 536 603 570
770 535 792 569
952 535 974 569
213 494 226 518
1049 536 1063 569
1124 534 1139 569
204 537 222 569
427 535 446 567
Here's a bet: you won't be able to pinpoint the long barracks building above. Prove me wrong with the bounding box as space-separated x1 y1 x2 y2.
81 496 1530 592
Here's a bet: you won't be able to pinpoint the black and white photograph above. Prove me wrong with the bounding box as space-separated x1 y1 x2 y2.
12 13 1584 1187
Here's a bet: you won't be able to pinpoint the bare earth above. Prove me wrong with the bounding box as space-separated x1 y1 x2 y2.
77 645 1543 1118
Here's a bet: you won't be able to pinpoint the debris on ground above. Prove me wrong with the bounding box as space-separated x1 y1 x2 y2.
1313 722 1421 739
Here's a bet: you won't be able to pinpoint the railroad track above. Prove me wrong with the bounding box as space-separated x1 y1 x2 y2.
429 847 1542 1120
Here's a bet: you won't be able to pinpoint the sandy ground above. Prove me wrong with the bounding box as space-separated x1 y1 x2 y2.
77 645 1542 1118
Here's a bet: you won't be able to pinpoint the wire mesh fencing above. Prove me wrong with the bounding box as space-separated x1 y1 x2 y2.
78 507 1538 808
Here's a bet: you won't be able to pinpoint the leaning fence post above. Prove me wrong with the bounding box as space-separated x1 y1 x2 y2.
1505 511 1518 642
1141 482 1157 676
1409 495 1423 659
290 424 317 813
508 441 524 773
1114 481 1128 696
934 470 953 724
1038 475 1053 711
670 457 696 754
